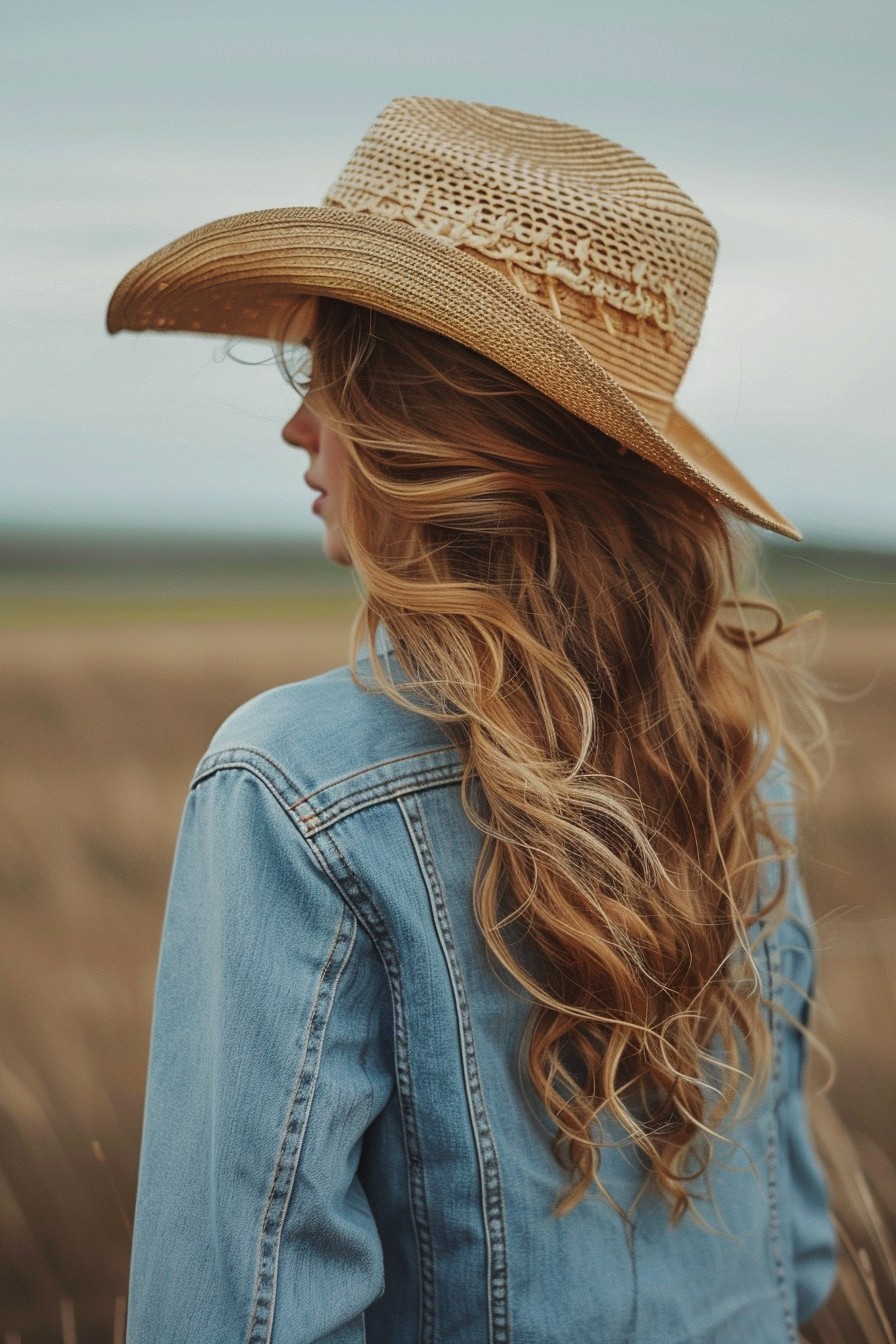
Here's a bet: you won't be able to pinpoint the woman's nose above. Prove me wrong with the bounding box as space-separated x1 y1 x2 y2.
282 404 320 454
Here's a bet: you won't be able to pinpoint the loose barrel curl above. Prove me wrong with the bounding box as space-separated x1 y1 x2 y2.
288 297 825 1219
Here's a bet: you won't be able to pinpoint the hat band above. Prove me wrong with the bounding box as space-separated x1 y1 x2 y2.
455 249 682 433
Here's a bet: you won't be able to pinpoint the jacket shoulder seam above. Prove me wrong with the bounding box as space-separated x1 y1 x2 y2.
193 746 464 834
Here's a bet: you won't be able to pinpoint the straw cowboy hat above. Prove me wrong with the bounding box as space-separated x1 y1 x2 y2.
107 97 798 539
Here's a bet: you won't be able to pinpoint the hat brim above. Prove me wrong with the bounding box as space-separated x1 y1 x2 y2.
107 207 799 540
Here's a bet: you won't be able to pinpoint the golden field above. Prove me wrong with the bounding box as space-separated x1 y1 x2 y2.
1 569 894 1340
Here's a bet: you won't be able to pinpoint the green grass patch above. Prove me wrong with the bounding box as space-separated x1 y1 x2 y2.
0 591 360 628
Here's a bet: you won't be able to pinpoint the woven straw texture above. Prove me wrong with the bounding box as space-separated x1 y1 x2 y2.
106 98 798 539
326 99 715 418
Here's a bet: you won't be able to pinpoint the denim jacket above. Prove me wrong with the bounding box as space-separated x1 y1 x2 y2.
127 640 835 1344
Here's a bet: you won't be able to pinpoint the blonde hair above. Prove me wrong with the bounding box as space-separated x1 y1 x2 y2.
290 297 825 1219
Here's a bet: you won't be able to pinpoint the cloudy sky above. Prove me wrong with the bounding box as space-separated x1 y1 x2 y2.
3 0 893 545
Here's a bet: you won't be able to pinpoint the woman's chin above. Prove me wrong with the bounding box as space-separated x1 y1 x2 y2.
322 529 353 568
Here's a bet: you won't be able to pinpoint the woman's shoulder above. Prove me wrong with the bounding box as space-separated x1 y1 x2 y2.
196 651 456 804
756 749 811 916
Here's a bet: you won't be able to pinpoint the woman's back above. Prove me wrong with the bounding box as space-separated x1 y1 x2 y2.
127 642 835 1343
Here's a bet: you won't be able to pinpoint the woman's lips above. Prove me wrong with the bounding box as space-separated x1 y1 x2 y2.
305 475 326 515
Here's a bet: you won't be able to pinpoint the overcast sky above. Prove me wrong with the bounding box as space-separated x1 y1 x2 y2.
3 0 894 546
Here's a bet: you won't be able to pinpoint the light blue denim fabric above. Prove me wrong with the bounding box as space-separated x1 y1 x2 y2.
127 640 836 1343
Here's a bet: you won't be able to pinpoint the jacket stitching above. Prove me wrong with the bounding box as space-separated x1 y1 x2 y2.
186 752 434 1336
158 756 818 1338
291 745 458 805
193 745 295 793
307 820 438 1344
193 748 462 834
398 795 510 1344
247 904 358 1344
762 910 799 1344
185 763 379 1340
295 767 464 834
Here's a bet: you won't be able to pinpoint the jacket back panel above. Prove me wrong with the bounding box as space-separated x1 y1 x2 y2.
127 654 835 1344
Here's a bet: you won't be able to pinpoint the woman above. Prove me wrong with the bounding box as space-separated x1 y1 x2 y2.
108 99 836 1342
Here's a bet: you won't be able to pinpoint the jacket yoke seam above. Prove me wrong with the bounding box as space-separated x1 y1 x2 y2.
293 762 464 834
195 746 463 837
194 746 297 795
291 745 459 805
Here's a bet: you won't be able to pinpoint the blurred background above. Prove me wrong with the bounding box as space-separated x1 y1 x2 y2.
2 1 894 1339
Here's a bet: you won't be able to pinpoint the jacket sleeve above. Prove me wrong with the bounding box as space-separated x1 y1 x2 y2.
767 780 838 1325
127 763 395 1344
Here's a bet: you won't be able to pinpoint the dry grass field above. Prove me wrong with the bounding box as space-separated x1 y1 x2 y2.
1 585 894 1339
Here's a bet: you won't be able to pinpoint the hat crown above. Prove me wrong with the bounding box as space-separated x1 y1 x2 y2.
325 98 718 416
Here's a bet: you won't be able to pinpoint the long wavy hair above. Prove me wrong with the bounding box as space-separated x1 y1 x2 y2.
284 296 825 1220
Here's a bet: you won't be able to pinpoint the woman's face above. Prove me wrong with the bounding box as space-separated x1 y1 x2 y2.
282 401 352 567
